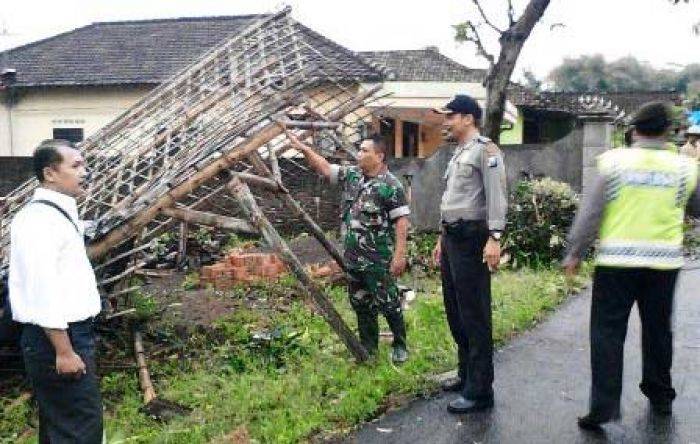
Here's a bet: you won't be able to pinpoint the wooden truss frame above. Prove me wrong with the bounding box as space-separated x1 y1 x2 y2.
0 7 388 362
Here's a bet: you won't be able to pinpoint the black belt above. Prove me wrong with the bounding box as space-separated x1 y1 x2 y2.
441 219 487 234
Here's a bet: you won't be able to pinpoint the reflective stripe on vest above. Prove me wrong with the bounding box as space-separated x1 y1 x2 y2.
596 148 698 270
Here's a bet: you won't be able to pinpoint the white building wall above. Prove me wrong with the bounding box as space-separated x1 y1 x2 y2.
0 85 153 156
0 92 11 155
361 81 518 123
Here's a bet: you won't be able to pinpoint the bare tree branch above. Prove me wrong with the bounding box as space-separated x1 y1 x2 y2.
469 23 496 68
455 21 496 69
472 0 504 34
507 0 516 27
480 0 552 142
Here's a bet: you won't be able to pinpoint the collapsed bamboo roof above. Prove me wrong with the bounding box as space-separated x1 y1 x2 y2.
0 7 382 292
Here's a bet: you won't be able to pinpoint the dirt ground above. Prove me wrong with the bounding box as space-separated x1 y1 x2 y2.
148 234 336 327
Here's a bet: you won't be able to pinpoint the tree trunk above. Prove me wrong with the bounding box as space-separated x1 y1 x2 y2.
482 0 551 143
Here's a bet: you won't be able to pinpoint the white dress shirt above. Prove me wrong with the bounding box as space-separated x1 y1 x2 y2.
9 188 101 329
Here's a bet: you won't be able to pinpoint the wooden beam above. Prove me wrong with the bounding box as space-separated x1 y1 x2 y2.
160 207 258 235
277 119 342 130
418 125 425 158
394 119 403 159
177 221 188 265
87 84 382 260
133 329 157 404
267 145 282 182
87 119 286 259
247 152 348 273
227 176 369 362
235 172 282 192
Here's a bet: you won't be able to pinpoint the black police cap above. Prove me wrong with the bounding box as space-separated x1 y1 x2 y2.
433 95 483 120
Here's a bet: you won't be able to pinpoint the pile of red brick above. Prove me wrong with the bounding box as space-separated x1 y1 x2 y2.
200 251 287 289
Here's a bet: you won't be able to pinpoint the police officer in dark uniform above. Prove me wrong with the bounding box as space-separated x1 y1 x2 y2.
432 95 507 414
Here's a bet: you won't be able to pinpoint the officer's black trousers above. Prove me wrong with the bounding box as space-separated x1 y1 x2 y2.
21 320 103 444
588 266 678 419
440 220 493 401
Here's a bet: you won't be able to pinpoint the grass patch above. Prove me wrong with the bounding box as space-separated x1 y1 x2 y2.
2 266 590 444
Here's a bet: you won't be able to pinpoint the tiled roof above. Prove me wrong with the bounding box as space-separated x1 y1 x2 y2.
358 48 486 82
509 87 682 118
0 15 382 87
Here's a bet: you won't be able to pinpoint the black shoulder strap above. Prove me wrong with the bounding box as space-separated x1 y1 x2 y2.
32 199 80 233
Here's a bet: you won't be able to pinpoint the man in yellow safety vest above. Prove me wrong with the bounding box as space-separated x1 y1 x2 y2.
563 102 700 431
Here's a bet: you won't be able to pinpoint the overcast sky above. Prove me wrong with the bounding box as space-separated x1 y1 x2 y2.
0 0 698 83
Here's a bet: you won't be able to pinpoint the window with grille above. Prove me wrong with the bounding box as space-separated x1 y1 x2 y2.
52 128 84 143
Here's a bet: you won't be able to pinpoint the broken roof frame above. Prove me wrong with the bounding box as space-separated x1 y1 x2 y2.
0 7 382 362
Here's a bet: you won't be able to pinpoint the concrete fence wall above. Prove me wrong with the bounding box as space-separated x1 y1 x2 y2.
0 117 612 236
388 123 589 232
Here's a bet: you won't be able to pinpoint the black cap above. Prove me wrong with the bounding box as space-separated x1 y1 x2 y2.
433 94 482 120
629 101 671 135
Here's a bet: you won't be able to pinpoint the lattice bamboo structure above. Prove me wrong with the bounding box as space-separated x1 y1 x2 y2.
0 8 384 361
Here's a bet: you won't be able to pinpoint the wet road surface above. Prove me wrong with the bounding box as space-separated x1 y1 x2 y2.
349 266 700 443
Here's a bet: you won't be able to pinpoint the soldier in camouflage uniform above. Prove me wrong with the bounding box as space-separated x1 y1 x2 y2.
285 131 411 363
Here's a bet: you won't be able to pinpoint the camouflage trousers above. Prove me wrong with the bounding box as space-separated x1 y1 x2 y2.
347 266 401 315
347 265 406 352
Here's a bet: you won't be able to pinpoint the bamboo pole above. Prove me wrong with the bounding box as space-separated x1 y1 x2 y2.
93 241 156 272
98 259 151 287
178 221 188 265
87 85 380 260
227 177 368 362
275 119 342 130
134 330 157 404
247 152 348 273
160 207 258 234
87 121 284 260
267 144 282 182
235 172 283 192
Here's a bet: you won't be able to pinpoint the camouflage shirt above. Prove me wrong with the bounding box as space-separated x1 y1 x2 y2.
329 164 410 270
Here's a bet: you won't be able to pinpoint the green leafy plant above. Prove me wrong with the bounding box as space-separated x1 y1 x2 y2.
181 272 200 290
504 178 579 268
406 231 438 274
684 219 700 257
151 231 176 257
193 227 213 246
131 290 159 321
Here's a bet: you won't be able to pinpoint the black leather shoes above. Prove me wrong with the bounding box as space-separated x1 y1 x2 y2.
440 376 464 392
577 412 619 431
651 401 672 416
447 396 494 414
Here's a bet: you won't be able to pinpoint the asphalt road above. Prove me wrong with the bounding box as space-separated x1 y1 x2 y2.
349 266 700 444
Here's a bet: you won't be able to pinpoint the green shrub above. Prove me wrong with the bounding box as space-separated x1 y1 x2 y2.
684 219 700 258
504 178 578 268
406 231 438 274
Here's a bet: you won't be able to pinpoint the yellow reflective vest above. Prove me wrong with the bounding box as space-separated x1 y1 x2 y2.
596 147 698 269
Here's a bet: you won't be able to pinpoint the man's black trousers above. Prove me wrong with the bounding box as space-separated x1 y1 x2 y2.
440 220 493 401
21 319 103 444
588 266 679 419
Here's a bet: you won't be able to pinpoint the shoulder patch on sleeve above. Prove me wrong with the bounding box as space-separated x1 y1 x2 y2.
485 142 501 157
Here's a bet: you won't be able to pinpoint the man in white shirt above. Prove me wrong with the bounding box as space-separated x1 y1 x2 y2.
9 139 103 443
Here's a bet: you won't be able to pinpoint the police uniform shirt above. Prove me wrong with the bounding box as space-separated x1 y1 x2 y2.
440 135 507 231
